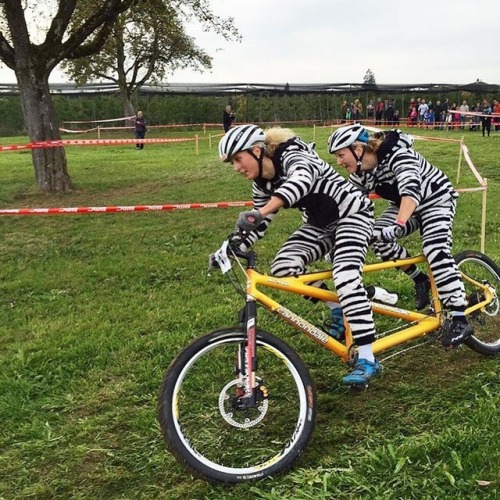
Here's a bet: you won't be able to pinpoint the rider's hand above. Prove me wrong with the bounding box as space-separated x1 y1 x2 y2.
236 209 264 233
380 221 405 242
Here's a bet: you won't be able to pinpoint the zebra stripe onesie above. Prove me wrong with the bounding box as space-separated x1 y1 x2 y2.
349 129 467 312
240 136 376 345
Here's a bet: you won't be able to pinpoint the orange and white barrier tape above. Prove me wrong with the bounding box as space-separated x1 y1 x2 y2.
0 201 253 216
0 137 194 152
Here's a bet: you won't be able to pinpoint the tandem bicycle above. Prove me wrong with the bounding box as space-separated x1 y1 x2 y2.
157 235 499 483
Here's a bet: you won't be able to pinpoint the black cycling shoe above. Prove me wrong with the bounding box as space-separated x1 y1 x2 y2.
415 276 431 310
441 319 474 348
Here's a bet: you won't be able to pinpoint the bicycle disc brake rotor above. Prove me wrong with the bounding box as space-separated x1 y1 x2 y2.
218 379 269 428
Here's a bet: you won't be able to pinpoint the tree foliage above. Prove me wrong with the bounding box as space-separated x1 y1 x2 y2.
363 68 376 86
62 0 240 115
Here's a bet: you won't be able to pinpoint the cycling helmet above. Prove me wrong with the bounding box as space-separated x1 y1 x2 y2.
219 124 266 162
327 124 369 154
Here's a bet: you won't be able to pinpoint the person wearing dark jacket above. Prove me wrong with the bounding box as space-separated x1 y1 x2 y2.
134 110 147 150
223 105 236 132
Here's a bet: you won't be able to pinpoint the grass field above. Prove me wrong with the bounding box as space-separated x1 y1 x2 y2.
0 125 499 499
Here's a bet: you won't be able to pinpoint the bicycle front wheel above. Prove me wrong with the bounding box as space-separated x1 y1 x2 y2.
455 250 500 355
158 328 317 483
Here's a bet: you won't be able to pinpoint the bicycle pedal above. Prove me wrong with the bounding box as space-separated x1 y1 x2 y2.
349 383 368 392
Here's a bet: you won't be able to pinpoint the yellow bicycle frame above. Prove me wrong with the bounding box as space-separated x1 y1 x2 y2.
244 255 495 363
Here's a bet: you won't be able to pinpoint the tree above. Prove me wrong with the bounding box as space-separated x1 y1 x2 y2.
363 68 376 86
0 0 138 192
62 0 240 117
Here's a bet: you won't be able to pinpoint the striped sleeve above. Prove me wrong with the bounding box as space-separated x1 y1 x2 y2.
390 149 422 206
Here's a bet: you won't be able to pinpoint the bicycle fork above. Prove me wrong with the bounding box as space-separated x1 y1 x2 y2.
233 299 267 409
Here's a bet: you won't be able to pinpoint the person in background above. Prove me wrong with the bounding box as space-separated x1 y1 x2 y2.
384 99 395 125
493 99 500 131
353 99 363 121
459 100 469 129
434 100 443 129
366 99 375 121
223 105 236 132
393 109 400 126
328 124 474 350
375 98 385 125
340 100 348 123
219 124 382 386
418 99 429 126
481 99 492 137
134 110 147 150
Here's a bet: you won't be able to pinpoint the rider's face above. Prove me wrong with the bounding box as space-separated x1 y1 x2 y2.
231 149 259 179
334 147 359 175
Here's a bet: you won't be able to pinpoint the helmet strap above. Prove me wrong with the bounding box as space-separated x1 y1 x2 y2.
348 144 366 174
248 146 265 177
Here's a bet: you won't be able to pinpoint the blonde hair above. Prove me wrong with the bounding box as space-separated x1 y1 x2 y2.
365 132 386 154
263 126 296 157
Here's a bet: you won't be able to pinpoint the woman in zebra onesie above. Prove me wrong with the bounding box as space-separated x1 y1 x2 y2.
218 124 381 385
328 124 473 348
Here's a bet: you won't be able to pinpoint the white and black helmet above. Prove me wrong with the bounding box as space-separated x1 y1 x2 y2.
219 124 266 162
327 124 369 154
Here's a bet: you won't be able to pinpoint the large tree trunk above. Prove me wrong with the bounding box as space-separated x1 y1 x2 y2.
121 93 136 119
16 71 73 192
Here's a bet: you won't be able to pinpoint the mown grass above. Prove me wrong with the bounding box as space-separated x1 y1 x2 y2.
0 126 499 499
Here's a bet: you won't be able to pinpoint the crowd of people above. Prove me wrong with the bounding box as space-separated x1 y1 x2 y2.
339 97 499 137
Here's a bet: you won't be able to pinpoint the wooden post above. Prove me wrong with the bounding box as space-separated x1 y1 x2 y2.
97 126 101 139
481 178 488 253
209 134 212 149
203 123 207 135
313 124 316 142
195 134 199 155
456 136 464 185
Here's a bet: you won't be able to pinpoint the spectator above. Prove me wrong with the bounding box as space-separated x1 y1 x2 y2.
366 99 375 121
340 100 348 123
346 103 353 121
393 109 400 126
493 99 500 131
434 100 443 129
459 100 469 129
427 109 435 128
134 110 147 150
353 99 363 121
223 105 236 132
451 103 460 129
366 99 375 122
442 98 449 122
470 103 481 131
385 99 395 125
481 99 492 137
418 99 429 126
408 106 418 126
375 98 385 125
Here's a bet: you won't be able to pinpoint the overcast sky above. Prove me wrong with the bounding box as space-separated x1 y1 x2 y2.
1 0 499 85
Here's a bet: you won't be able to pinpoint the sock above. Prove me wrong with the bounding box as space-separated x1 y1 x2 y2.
325 301 341 310
404 265 427 283
357 344 375 363
451 311 467 323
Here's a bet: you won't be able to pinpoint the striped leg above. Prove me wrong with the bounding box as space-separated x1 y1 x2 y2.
331 211 375 346
270 224 334 280
419 199 466 311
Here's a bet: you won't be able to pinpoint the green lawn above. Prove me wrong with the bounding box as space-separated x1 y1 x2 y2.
0 126 498 499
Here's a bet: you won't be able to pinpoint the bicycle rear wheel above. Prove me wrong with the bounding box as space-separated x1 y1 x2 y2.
158 328 317 483
455 250 500 355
